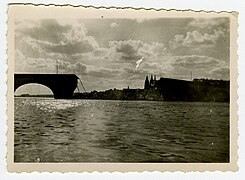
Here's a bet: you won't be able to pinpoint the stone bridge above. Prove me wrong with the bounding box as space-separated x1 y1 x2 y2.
14 74 79 99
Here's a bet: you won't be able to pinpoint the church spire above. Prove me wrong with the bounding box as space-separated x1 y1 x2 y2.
150 74 154 87
144 75 149 89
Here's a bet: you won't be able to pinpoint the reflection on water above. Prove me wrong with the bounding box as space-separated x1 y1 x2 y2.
14 98 229 162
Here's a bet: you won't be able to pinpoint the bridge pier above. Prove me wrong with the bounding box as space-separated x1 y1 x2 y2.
52 88 77 99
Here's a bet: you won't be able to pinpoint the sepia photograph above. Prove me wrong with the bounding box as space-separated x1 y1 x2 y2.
7 5 238 172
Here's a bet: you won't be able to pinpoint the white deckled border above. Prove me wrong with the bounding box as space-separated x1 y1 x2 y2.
6 4 238 173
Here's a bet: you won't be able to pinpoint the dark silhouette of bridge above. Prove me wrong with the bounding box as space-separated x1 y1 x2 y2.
14 74 79 99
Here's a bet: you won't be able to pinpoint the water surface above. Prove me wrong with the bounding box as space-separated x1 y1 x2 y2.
14 98 229 162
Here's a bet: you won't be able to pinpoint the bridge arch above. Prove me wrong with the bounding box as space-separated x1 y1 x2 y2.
14 74 78 99
15 83 54 97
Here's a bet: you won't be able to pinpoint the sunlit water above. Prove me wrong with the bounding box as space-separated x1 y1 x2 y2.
14 98 229 163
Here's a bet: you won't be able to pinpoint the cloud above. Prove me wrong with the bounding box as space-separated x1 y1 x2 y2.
172 55 225 69
209 66 229 80
110 22 119 28
126 55 228 80
15 49 25 63
72 62 87 74
162 55 228 79
110 40 141 61
14 18 230 91
61 21 99 48
15 19 99 58
19 57 56 73
14 19 100 76
87 67 121 78
170 30 226 49
16 19 69 44
188 18 229 29
109 40 166 63
54 60 88 74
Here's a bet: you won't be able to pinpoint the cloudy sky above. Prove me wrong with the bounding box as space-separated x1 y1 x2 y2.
15 17 230 94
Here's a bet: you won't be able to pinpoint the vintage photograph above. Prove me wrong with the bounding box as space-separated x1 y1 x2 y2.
7 5 238 172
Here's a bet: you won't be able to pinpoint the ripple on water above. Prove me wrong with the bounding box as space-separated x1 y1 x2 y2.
14 98 229 163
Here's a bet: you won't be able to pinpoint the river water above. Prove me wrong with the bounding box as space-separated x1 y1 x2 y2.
14 98 229 163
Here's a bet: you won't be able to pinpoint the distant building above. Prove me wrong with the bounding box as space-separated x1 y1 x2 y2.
144 75 229 102
144 75 158 89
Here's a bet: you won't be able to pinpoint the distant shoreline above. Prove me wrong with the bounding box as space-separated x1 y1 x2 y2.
15 89 229 103
15 78 230 102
